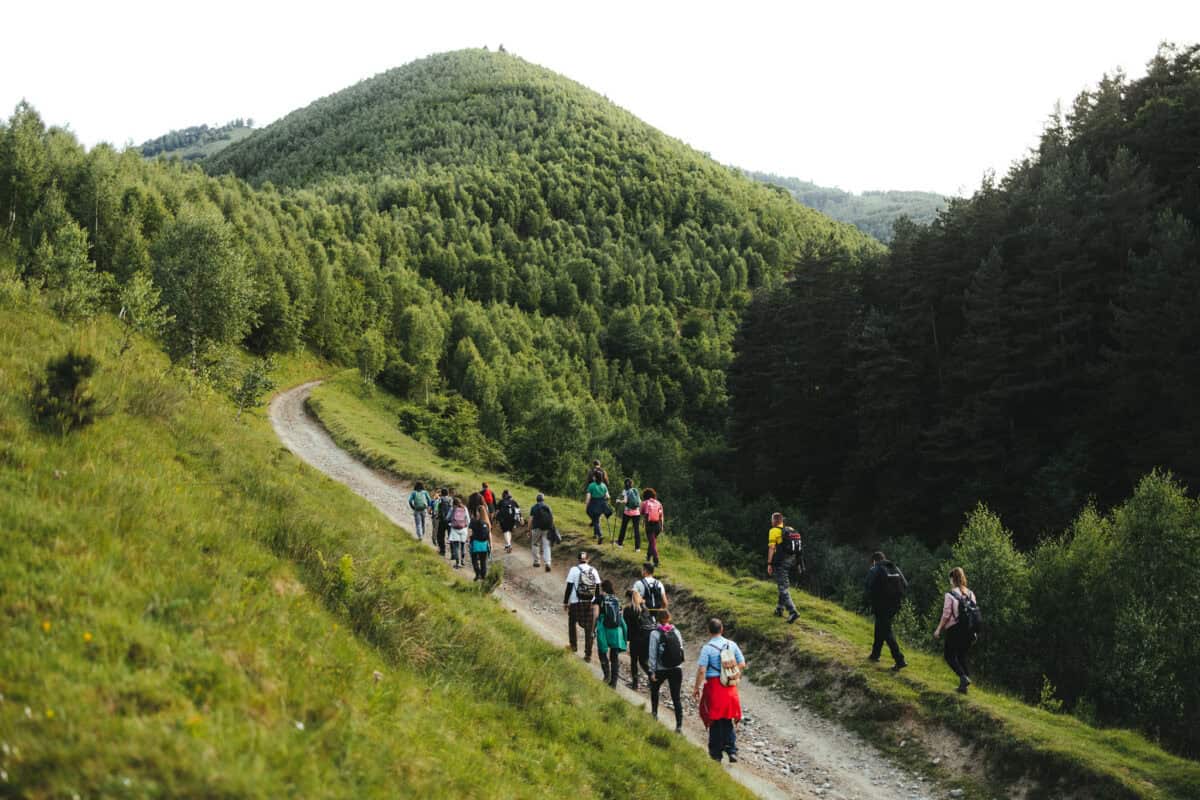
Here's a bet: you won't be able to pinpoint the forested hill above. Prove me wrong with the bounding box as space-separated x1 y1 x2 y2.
744 171 946 242
139 119 254 160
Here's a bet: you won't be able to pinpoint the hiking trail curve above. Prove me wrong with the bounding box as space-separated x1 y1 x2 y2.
270 381 944 800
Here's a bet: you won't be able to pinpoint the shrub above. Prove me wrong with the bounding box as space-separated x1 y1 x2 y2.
31 350 100 434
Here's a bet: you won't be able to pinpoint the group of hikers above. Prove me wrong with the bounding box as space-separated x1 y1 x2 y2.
563 553 748 762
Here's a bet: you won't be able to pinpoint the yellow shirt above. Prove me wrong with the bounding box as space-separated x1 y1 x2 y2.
768 526 783 546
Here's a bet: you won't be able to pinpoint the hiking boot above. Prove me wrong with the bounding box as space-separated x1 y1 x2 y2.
891 662 908 673
774 607 783 618
544 565 551 572
675 725 683 734
787 611 799 624
957 677 969 694
532 562 540 568
867 654 880 662
727 753 738 763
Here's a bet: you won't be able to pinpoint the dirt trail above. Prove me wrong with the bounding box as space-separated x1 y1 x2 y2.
270 382 941 800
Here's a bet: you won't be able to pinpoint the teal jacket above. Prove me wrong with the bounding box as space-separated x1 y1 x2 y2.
596 599 629 653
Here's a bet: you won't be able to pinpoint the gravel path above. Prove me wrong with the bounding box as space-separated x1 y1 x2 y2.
270 381 942 800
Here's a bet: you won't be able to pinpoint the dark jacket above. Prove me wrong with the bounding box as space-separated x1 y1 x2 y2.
865 560 908 614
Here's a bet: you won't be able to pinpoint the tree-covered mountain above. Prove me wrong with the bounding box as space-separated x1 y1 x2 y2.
3 48 879 503
139 119 254 161
743 171 946 242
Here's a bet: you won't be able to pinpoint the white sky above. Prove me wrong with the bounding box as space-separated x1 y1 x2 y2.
2 1 1197 196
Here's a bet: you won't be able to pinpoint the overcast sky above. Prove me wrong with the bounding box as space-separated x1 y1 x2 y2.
2 1 1196 196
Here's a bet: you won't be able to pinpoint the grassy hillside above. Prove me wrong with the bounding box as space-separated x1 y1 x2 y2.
139 121 254 161
0 300 752 798
744 170 946 242
306 369 1200 800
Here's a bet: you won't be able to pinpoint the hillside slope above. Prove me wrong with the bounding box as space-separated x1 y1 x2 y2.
0 301 751 799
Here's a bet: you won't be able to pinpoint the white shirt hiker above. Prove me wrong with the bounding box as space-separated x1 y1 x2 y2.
565 563 600 604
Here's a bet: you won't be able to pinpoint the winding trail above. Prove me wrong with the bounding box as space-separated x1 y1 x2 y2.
270 382 941 800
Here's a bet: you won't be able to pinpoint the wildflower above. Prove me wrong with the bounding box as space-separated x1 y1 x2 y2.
45 709 54 720
295 721 305 731
83 631 93 643
41 620 51 633
23 707 31 719
373 670 383 682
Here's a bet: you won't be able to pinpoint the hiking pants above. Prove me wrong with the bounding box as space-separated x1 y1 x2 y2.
618 515 641 549
645 521 661 565
871 609 904 664
599 647 621 687
774 556 798 614
587 499 605 542
630 632 650 688
651 668 683 727
944 623 972 681
435 520 448 555
471 550 489 580
708 718 737 761
531 528 551 566
412 510 427 540
450 540 464 566
569 602 597 660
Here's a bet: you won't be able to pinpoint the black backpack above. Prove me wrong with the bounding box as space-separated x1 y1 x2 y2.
531 503 553 530
657 628 684 670
955 590 983 638
601 595 622 629
497 500 517 528
639 578 664 610
878 563 907 609
781 526 803 556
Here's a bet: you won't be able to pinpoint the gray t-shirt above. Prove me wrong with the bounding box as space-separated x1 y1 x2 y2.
647 626 685 673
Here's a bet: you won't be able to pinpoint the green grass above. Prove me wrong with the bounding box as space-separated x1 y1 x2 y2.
309 370 1200 800
0 306 753 799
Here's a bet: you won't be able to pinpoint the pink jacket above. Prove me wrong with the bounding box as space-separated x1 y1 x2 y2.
939 589 976 630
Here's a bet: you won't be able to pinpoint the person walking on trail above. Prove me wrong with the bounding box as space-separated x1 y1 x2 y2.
495 490 522 554
648 609 686 733
586 460 609 490
694 618 746 763
631 563 669 687
447 497 471 569
865 551 908 672
467 489 489 527
766 512 801 624
468 506 494 582
432 488 452 557
641 488 665 567
596 579 628 688
624 589 646 690
529 493 555 572
584 470 611 545
934 566 980 694
564 552 602 663
408 482 433 542
616 478 642 550
481 482 496 515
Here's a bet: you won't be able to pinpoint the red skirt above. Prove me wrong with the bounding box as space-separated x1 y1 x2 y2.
698 676 742 728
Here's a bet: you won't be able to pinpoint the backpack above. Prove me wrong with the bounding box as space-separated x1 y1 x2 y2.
781 526 803 556
638 578 664 610
954 590 983 638
470 521 490 543
718 643 740 687
496 500 517 528
411 491 428 511
644 499 663 523
601 595 622 629
657 628 684 670
450 506 469 528
531 504 553 530
878 563 907 609
441 499 455 523
624 488 641 510
575 566 599 603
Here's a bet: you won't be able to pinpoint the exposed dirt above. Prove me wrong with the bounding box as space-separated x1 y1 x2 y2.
270 382 945 800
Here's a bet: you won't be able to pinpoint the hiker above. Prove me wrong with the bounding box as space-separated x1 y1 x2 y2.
934 566 979 694
586 459 610 489
494 490 522 554
766 512 801 624
481 482 496 515
624 589 646 689
564 552 602 663
432 488 452 557
529 493 554 572
595 579 628 688
469 506 493 582
648 609 686 732
408 481 433 541
641 488 664 567
447 497 471 569
467 489 488 526
693 617 746 763
631 563 668 687
616 478 642 550
584 470 610 545
865 551 908 671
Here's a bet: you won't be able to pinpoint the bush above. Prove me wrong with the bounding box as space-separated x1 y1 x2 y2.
31 350 100 434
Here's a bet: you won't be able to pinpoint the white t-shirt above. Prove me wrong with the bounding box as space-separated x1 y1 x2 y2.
632 577 664 608
566 564 600 604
